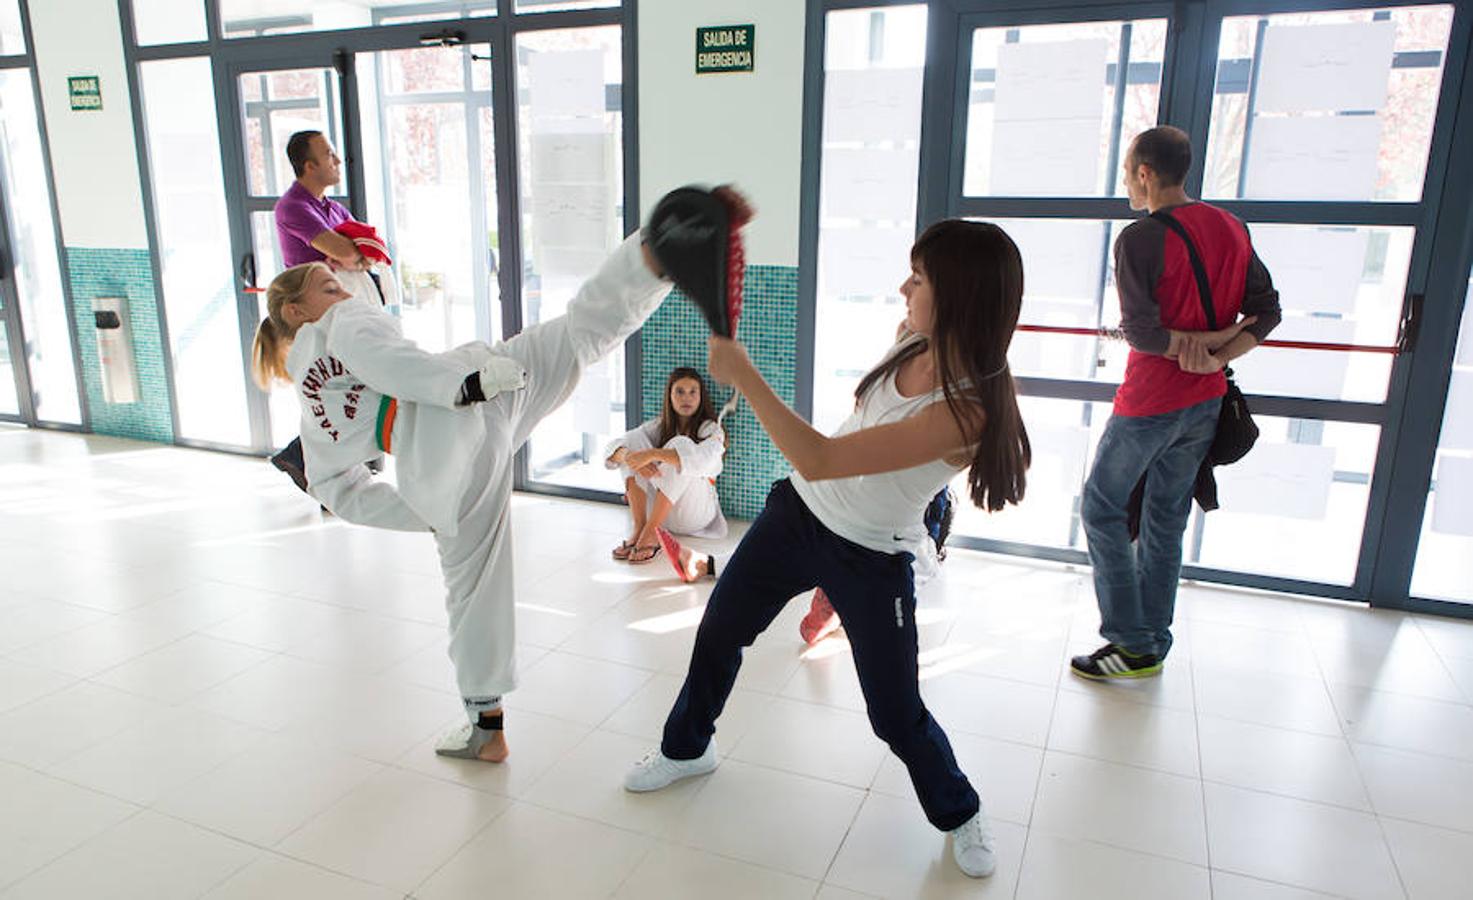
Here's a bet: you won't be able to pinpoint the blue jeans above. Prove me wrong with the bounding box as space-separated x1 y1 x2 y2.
1081 397 1220 658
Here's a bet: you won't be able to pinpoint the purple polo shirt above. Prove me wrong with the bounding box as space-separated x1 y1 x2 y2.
274 180 354 268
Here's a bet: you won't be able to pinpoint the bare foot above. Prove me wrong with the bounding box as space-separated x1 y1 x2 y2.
680 546 710 580
477 729 509 763
654 528 714 583
799 588 841 645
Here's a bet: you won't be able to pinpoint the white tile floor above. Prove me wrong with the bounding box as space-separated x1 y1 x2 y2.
1 425 1471 899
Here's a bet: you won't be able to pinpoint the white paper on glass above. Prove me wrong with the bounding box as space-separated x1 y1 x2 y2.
1005 219 1107 300
821 146 920 221
1215 441 1337 520
573 369 612 435
528 49 606 120
993 40 1109 121
986 39 1107 197
538 247 608 280
532 184 611 275
1244 115 1382 201
823 67 925 144
1255 22 1396 114
530 133 608 185
1250 227 1368 315
991 117 1102 196
819 226 912 297
1440 369 1473 451
1432 454 1473 536
1232 315 1355 400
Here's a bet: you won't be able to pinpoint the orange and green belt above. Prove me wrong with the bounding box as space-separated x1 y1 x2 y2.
375 395 398 453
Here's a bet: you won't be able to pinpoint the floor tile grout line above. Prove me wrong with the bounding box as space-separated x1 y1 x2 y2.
1303 633 1409 900
1189 649 1216 899
1336 718 1416 900
1010 609 1079 900
0 804 153 894
401 792 519 899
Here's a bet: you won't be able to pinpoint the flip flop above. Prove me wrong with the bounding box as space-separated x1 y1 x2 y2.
612 540 635 561
627 543 663 565
656 528 691 582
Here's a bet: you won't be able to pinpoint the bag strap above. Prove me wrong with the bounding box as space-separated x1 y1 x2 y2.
1149 209 1217 331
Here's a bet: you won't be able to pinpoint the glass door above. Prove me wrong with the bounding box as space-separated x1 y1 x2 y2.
126 3 634 486
0 65 80 426
902 0 1466 601
1410 266 1473 605
513 24 629 495
218 41 507 454
138 56 252 447
0 235 25 417
222 57 350 453
933 3 1176 558
354 42 503 353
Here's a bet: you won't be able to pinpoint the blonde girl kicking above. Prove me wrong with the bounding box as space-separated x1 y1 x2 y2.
251 230 674 762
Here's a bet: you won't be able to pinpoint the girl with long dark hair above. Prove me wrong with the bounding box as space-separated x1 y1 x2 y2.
605 366 728 562
624 220 1031 878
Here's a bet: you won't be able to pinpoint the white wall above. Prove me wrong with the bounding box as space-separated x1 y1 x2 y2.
638 0 805 267
30 0 149 249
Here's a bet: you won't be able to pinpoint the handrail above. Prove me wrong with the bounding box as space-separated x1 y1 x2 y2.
1015 323 1401 355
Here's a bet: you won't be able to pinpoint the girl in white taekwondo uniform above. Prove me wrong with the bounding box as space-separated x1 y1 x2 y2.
251 224 684 763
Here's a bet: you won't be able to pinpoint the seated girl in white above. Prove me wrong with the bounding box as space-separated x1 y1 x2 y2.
605 366 727 563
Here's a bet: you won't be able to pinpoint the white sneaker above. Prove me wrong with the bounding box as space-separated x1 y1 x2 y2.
950 808 996 878
622 741 719 792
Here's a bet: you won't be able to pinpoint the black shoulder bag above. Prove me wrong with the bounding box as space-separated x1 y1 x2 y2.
1149 211 1259 465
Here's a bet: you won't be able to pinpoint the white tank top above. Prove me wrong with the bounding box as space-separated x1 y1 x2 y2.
791 337 965 556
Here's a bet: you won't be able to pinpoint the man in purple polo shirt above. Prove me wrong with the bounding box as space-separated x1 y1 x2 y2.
275 130 367 270
269 130 373 493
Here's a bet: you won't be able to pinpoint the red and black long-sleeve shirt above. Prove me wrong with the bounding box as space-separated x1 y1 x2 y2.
1113 201 1282 417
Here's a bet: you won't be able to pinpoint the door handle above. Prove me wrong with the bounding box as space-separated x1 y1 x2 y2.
1397 292 1424 354
240 252 264 294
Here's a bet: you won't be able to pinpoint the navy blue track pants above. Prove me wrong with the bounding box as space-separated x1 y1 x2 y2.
661 479 980 831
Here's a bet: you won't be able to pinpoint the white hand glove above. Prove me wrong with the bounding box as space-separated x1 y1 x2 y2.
477 355 527 399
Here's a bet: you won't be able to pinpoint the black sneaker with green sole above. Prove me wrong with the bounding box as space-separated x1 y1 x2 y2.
1070 643 1163 680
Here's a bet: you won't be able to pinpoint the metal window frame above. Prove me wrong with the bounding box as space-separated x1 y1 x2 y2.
115 0 639 485
803 0 1473 615
0 0 91 433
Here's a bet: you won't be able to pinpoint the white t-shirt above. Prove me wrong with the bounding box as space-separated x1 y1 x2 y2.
791 337 964 557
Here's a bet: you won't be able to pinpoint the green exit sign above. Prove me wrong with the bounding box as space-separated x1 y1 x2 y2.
696 24 754 74
68 76 102 111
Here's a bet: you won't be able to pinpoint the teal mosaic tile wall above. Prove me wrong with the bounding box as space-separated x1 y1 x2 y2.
66 247 174 442
641 265 797 519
